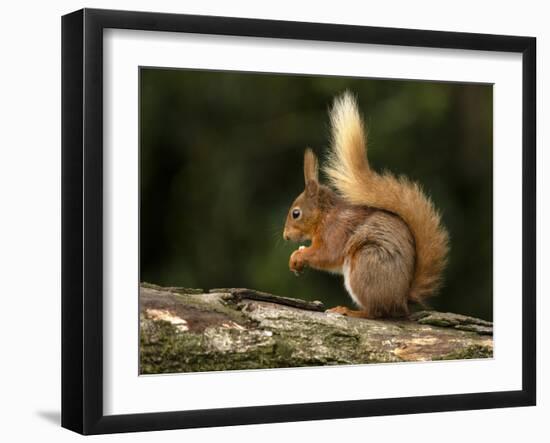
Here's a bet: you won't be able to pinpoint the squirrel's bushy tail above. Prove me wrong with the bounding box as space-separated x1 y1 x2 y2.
323 92 450 302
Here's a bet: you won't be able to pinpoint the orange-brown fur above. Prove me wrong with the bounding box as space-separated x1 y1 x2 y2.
283 92 449 318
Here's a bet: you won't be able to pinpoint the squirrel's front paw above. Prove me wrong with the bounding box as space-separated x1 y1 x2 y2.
289 250 306 275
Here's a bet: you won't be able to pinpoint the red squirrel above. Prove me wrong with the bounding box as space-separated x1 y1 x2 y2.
283 92 449 318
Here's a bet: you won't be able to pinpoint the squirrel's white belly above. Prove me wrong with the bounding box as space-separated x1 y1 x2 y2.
342 259 361 307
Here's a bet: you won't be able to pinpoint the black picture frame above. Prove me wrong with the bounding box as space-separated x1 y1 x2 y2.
61 8 536 435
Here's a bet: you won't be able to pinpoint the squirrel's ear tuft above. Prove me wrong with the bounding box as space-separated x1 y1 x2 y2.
303 148 319 185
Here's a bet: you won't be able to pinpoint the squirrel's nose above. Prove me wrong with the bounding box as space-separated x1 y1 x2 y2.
283 232 290 241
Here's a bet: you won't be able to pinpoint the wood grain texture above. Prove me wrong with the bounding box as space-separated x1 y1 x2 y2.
139 283 492 374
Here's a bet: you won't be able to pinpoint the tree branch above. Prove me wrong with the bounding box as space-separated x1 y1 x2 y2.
140 283 493 374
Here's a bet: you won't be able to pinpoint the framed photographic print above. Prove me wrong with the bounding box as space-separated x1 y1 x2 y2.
61 8 536 435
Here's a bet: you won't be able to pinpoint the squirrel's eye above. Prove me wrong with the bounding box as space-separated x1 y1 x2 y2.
292 208 301 219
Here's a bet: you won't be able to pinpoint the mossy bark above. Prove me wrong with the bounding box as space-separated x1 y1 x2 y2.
140 283 493 374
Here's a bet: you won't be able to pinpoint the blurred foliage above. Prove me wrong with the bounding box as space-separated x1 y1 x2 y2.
140 68 493 321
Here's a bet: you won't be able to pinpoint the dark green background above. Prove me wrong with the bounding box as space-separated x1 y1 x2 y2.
140 68 493 321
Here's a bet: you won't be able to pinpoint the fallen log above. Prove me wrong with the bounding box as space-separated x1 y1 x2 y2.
140 282 493 374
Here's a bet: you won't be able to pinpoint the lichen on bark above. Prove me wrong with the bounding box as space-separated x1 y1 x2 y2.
139 283 493 374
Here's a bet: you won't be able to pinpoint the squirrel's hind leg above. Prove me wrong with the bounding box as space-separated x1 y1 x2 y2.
342 247 411 319
326 305 373 318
